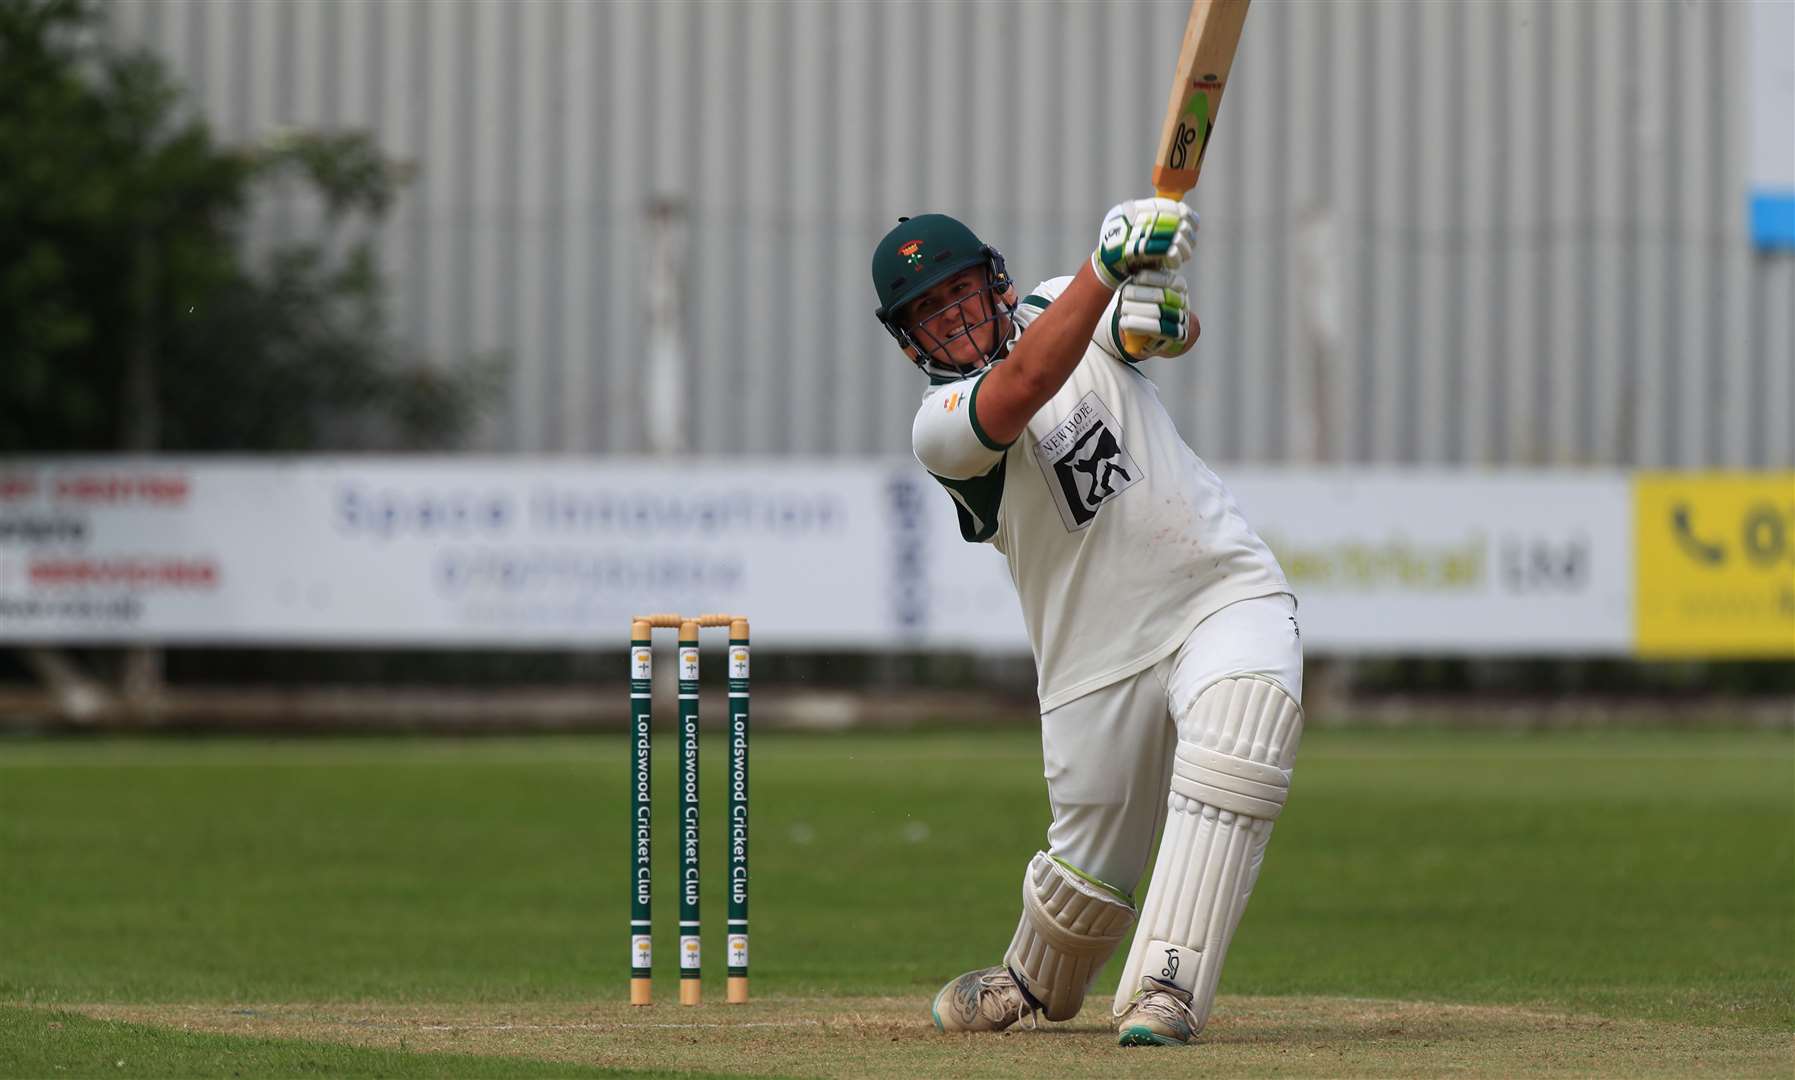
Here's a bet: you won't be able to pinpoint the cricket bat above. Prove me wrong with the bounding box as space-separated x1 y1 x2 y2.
1122 0 1251 356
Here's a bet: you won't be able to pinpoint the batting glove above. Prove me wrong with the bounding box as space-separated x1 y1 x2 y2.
1091 198 1197 289
1111 270 1195 360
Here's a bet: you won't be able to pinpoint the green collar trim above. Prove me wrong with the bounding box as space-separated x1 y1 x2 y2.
927 355 1005 387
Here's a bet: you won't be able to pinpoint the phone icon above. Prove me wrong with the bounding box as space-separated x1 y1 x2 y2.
1670 504 1725 565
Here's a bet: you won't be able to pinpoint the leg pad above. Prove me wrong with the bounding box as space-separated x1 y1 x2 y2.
1112 676 1303 1029
1003 852 1136 1021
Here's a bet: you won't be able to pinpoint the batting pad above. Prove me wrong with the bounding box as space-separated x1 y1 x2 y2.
1111 676 1303 1028
1003 851 1136 1021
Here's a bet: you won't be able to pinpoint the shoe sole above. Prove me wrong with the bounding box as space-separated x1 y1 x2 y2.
1118 1024 1188 1047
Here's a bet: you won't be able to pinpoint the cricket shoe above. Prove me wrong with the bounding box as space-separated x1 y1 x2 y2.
930 965 1039 1033
1115 976 1200 1046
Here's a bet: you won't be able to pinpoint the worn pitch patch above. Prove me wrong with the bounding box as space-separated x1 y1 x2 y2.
57 996 1793 1079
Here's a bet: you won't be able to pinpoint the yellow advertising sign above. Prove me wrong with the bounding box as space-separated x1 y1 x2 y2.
1634 472 1795 657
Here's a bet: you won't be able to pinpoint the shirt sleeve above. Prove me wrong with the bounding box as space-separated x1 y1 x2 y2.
1095 287 1133 362
912 374 1009 481
1017 275 1132 362
1012 275 1070 333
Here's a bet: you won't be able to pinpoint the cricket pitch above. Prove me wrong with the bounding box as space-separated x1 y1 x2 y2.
62 995 1793 1079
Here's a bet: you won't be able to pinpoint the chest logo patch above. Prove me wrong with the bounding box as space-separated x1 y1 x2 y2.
1031 391 1142 531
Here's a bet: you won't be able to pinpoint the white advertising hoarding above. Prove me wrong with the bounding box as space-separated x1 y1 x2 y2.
1229 469 1632 654
0 459 1631 654
0 459 1019 648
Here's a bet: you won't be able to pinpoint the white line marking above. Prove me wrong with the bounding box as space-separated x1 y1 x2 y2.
405 1020 821 1032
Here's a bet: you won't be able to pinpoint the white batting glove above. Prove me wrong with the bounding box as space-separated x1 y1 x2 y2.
1111 270 1195 360
1091 198 1197 289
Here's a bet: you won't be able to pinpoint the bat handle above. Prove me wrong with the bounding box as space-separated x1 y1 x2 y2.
1119 187 1193 358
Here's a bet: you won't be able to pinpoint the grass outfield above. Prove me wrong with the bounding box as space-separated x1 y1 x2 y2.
1 729 1790 1077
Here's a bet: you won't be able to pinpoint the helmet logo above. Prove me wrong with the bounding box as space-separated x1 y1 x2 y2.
898 239 925 270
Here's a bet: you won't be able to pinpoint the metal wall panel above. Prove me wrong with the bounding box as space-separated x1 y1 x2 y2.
104 0 1794 466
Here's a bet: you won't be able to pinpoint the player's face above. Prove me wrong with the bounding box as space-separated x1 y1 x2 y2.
903 268 1002 370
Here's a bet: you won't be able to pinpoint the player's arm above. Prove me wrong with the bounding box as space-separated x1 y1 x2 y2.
972 263 1116 445
973 198 1195 446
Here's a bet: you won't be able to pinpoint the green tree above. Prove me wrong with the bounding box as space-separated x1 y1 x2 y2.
0 0 493 453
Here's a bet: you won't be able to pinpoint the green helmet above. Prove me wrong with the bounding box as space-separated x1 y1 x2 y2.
871 214 1014 379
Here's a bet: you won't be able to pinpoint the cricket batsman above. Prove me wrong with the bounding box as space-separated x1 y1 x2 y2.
871 202 1303 1047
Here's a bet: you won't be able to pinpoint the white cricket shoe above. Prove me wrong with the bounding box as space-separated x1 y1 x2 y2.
930 965 1038 1033
1115 976 1200 1046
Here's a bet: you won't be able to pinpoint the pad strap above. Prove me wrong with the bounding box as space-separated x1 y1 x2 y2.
1170 740 1291 820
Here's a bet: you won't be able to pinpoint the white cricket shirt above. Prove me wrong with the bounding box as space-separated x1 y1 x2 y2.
911 275 1292 711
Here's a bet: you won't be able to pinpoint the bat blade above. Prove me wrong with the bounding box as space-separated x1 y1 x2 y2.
1123 0 1249 358
1149 0 1250 200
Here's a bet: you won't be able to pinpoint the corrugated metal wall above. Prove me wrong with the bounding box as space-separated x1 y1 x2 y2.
104 0 1794 467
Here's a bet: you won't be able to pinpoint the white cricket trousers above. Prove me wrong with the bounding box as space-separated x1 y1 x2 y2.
1038 592 1303 894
